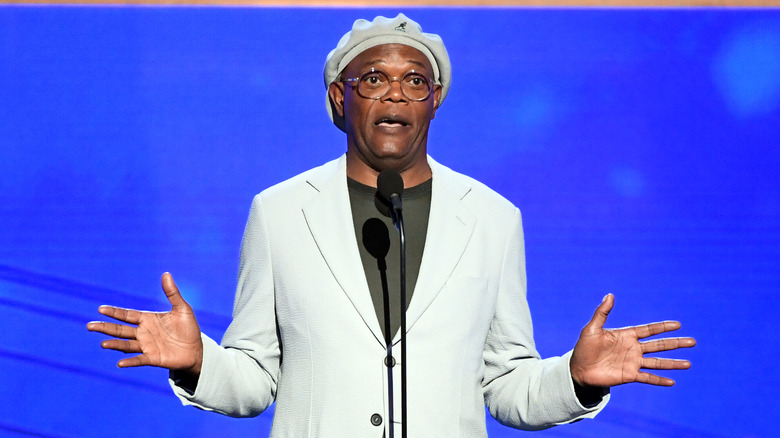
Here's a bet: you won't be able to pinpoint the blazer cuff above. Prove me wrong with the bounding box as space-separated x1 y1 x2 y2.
169 332 221 411
558 350 610 423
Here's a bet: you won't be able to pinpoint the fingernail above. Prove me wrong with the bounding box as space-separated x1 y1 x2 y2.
602 294 608 302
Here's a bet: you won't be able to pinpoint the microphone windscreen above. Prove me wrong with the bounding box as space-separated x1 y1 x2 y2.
362 217 391 260
375 169 404 217
376 169 404 202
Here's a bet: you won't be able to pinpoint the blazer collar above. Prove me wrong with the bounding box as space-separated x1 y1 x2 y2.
302 155 476 347
302 156 385 346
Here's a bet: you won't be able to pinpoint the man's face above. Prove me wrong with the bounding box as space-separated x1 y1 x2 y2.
329 44 442 175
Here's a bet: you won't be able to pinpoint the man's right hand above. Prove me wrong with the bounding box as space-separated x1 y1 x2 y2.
87 272 204 376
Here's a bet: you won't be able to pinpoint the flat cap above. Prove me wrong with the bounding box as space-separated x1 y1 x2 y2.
323 14 451 131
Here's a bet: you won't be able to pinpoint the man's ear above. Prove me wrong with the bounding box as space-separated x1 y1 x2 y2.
430 84 443 120
328 82 346 118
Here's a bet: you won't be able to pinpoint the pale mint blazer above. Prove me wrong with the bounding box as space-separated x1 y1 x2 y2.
171 155 607 437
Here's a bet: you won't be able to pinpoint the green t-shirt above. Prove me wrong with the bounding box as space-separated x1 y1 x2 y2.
347 177 432 344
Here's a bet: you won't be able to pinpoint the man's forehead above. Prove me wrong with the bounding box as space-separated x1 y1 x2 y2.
345 44 434 73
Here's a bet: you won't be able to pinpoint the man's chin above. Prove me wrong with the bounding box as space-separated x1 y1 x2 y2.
350 137 426 171
365 142 410 161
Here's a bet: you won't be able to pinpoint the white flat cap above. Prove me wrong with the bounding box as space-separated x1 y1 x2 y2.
323 14 451 131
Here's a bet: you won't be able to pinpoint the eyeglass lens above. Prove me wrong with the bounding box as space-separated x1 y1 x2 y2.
358 70 432 101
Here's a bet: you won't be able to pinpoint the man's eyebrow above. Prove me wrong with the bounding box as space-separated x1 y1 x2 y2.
406 59 428 68
359 58 430 70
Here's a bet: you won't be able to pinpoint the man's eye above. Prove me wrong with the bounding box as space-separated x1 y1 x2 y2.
363 74 384 86
406 75 428 88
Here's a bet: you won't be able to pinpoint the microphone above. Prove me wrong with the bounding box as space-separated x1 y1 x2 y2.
375 169 404 222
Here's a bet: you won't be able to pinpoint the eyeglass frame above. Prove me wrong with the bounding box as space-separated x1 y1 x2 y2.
342 67 437 102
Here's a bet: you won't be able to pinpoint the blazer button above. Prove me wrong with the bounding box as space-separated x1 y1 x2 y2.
370 413 383 426
384 356 396 367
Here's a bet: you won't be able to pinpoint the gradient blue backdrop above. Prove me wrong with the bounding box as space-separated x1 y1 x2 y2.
1 6 778 438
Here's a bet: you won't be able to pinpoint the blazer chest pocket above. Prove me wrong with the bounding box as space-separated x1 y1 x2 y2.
433 276 495 334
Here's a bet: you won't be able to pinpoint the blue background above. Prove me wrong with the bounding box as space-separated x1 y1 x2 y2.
1 6 778 437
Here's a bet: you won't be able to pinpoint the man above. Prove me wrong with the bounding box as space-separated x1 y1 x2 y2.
88 14 694 437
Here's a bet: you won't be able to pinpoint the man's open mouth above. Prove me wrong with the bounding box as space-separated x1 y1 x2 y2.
375 116 409 127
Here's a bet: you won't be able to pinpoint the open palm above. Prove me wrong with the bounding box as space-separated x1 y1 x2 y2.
571 294 695 388
87 272 203 374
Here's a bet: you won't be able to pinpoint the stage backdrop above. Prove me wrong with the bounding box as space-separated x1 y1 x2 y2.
1 6 778 438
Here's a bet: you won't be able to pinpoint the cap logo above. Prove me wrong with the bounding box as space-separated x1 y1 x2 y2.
394 22 407 32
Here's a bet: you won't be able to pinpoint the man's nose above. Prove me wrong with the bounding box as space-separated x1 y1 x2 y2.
381 80 408 103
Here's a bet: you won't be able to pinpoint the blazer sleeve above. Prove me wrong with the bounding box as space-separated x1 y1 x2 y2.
169 194 280 417
482 208 609 430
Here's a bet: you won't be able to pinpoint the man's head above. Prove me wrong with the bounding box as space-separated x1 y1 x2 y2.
324 14 451 131
324 14 451 182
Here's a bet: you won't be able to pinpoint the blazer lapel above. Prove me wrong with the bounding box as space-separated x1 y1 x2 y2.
302 156 386 347
397 157 476 342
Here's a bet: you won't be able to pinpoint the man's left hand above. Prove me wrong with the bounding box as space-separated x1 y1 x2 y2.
570 293 696 388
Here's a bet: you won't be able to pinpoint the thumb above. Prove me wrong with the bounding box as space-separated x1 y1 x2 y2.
161 272 189 310
584 293 614 333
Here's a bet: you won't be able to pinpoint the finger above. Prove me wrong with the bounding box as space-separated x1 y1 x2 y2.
96 305 142 325
633 321 681 339
634 371 676 386
640 357 692 370
117 354 152 368
86 321 137 340
161 272 188 310
100 339 142 354
584 293 614 332
641 337 696 353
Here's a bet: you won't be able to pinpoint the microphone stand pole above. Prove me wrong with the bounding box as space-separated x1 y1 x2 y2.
390 195 408 438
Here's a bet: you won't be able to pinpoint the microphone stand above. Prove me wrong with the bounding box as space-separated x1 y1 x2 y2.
389 194 408 438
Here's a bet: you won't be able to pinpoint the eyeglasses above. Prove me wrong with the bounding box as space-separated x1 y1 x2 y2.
343 68 434 102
